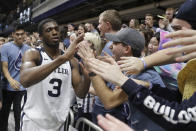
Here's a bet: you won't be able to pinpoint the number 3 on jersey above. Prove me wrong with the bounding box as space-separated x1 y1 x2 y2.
48 78 62 97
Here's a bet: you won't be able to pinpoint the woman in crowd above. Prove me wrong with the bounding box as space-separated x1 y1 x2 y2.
129 19 140 30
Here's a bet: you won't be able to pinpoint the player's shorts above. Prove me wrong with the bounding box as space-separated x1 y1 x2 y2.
20 113 64 131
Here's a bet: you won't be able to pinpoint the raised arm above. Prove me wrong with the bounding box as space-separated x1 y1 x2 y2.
77 42 129 109
71 58 91 99
118 48 180 75
87 57 196 130
163 29 196 62
20 36 82 88
78 42 149 109
20 48 70 87
118 30 196 74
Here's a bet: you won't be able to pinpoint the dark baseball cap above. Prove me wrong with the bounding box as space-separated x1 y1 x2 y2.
105 28 145 53
174 0 196 29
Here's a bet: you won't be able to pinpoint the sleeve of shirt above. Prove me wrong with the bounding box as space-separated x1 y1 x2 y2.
151 85 182 101
121 78 196 130
1 44 8 62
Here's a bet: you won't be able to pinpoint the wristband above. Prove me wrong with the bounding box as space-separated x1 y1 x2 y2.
88 72 96 77
140 57 147 70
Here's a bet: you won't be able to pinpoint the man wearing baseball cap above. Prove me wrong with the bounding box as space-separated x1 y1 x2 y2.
106 28 166 130
78 27 166 131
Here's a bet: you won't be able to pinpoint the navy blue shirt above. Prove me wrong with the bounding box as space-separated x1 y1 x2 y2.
121 79 196 131
127 69 166 131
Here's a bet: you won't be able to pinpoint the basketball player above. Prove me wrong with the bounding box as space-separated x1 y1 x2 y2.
20 19 90 131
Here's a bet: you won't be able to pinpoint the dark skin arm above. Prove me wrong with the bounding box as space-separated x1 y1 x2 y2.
20 35 83 88
20 48 73 87
71 58 91 98
20 49 90 98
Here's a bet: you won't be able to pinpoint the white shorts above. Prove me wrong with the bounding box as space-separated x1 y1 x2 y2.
20 113 64 131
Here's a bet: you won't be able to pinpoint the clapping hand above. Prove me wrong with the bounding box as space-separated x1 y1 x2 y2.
87 57 128 86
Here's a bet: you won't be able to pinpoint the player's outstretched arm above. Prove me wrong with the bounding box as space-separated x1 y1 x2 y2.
71 58 91 98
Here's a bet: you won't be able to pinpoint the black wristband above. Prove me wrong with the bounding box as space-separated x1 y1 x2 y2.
88 72 96 77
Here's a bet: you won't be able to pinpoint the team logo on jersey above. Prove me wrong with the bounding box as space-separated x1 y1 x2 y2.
14 51 22 71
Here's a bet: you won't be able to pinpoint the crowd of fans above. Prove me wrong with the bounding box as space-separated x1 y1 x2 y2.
0 0 196 131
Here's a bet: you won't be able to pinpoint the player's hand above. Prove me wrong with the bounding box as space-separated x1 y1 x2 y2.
74 33 85 44
64 34 84 60
118 57 144 75
9 78 21 90
77 40 95 60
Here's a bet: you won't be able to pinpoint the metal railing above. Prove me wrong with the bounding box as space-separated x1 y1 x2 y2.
64 109 75 131
75 117 103 131
64 108 103 131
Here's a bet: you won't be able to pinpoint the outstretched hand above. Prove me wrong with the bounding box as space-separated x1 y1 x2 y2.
97 114 134 131
163 30 196 62
118 57 144 75
87 58 128 86
77 40 95 60
97 52 115 64
64 33 84 60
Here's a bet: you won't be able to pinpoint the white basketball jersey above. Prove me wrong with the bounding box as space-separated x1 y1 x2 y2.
22 49 75 130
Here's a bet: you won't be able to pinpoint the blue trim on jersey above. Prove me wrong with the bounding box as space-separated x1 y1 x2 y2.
35 47 43 66
20 112 25 131
21 93 27 111
87 93 90 113
38 47 64 60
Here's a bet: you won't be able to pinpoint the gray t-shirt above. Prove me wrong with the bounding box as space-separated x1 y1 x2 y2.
1 41 31 91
